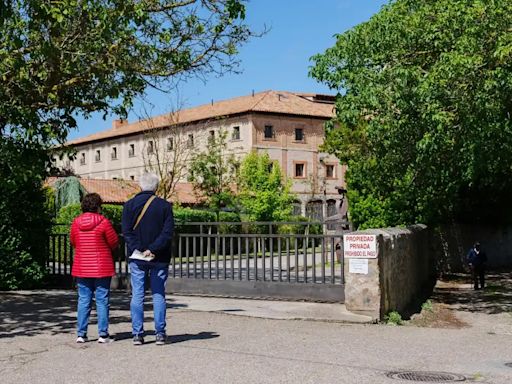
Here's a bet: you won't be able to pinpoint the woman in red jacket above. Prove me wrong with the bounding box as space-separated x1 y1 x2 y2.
70 193 119 343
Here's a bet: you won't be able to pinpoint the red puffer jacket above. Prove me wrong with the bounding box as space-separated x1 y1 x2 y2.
70 212 119 278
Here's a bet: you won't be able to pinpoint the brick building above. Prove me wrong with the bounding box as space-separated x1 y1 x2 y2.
55 90 346 219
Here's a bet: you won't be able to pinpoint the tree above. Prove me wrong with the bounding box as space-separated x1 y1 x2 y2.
188 129 238 219
0 137 50 289
238 152 295 222
310 0 512 229
0 0 257 288
1 0 257 145
141 106 197 201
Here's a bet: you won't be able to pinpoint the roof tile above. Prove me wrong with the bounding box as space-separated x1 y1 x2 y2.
67 90 334 146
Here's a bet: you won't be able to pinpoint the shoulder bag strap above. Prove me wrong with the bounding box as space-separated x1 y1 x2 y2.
133 195 156 230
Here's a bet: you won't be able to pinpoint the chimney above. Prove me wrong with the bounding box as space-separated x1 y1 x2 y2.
112 119 128 129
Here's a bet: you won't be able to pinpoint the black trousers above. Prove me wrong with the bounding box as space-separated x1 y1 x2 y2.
471 265 485 289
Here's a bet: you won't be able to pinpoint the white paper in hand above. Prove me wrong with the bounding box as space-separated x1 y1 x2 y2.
129 249 154 261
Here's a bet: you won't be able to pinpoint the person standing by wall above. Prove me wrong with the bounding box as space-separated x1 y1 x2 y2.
122 173 174 346
70 193 119 343
466 241 487 290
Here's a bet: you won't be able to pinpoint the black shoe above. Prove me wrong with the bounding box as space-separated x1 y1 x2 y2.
133 335 144 346
155 334 166 346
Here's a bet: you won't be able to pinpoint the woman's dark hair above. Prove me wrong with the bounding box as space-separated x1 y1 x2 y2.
81 193 102 213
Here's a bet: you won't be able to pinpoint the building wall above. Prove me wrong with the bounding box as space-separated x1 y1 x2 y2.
57 112 345 219
250 114 345 211
61 116 253 181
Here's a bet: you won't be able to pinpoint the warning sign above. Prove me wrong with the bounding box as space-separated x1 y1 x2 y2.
343 234 377 258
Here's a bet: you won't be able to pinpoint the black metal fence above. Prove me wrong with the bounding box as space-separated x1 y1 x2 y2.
48 221 349 302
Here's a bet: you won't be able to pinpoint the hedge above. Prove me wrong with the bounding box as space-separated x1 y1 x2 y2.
55 204 241 234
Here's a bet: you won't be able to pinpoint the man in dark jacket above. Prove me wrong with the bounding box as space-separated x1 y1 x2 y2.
122 173 174 345
466 241 487 290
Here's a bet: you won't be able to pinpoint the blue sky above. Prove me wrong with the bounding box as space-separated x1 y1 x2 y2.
70 0 388 140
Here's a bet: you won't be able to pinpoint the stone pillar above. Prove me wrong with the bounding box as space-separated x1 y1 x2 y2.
343 229 385 321
343 225 435 322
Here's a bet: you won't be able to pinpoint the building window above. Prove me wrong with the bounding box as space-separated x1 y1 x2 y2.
187 134 194 148
80 153 86 165
128 144 135 157
325 164 335 179
111 147 117 160
167 137 174 151
264 125 274 139
306 200 323 222
130 175 135 181
95 150 101 162
208 130 215 142
295 128 304 142
294 162 306 178
292 201 302 216
147 140 154 154
232 126 240 140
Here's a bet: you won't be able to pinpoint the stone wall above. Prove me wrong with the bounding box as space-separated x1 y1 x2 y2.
344 225 437 321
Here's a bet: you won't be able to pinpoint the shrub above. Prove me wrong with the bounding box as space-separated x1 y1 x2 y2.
55 204 242 235
421 299 433 312
101 205 123 232
385 311 403 326
276 216 322 235
56 203 124 231
218 211 241 234
0 137 51 289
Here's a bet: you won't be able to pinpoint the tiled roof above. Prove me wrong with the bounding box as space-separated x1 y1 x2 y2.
67 90 335 146
46 177 199 204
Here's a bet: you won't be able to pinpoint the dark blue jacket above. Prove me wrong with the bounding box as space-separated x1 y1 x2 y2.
466 248 487 267
122 191 174 263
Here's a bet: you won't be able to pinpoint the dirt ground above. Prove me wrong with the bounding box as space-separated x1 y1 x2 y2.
408 271 512 329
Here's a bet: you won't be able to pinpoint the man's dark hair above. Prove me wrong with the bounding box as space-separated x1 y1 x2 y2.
81 193 102 213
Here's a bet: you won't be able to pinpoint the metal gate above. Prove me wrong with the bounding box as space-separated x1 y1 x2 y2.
169 222 346 302
47 221 348 303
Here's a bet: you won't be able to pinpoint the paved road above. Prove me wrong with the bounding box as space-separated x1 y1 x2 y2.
1 289 511 384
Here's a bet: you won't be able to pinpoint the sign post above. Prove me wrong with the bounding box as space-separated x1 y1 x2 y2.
343 234 377 259
343 234 377 275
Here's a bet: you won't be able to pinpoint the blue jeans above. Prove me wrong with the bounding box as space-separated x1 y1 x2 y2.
129 261 169 336
76 277 112 337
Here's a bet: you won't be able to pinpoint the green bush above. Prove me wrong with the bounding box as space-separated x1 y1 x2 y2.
218 211 241 234
101 205 123 232
421 299 433 312
276 216 322 235
56 203 123 230
174 207 216 234
0 137 51 290
55 204 81 226
174 208 241 234
385 311 403 326
55 204 241 235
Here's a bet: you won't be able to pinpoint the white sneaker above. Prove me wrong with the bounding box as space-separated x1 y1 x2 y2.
98 335 113 344
76 336 88 343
